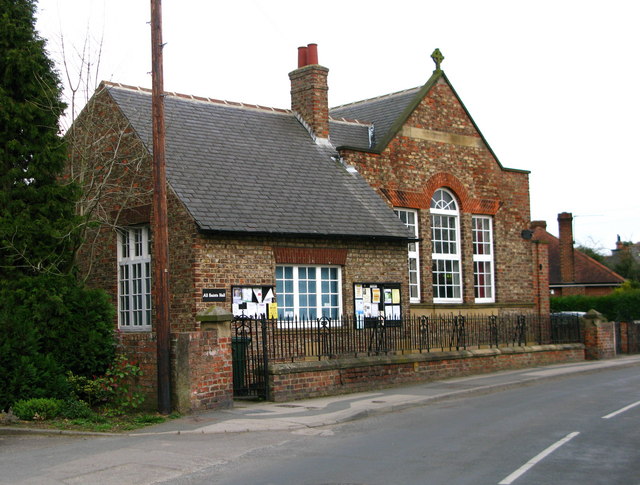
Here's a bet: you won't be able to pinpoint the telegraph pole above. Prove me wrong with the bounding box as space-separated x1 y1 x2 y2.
150 0 171 414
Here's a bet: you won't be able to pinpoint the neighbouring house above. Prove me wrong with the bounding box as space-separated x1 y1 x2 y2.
531 213 625 297
69 45 551 410
606 237 640 279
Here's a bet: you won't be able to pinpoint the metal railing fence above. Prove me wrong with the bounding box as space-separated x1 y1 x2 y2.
233 313 582 364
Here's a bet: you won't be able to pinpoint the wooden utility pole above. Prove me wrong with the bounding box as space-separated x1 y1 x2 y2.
150 0 171 414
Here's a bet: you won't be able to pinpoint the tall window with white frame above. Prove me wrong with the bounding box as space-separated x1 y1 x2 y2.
117 226 151 329
394 208 420 303
472 215 495 303
430 188 462 303
275 265 341 320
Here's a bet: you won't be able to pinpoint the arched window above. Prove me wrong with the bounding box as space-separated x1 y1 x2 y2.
430 189 462 302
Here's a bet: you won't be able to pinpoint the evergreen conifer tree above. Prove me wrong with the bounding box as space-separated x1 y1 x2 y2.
0 1 116 410
0 0 80 278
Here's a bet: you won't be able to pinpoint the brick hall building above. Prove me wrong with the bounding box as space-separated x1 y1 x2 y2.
68 45 550 411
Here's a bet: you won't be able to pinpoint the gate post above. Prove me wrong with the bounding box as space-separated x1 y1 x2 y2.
172 306 234 413
582 310 615 360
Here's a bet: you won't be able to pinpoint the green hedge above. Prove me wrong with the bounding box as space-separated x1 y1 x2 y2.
551 289 640 321
0 274 115 410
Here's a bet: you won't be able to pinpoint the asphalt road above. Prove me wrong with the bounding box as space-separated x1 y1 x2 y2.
171 366 640 485
1 364 639 484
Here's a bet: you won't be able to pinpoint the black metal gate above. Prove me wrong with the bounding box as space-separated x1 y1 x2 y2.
231 315 269 400
625 321 640 354
615 321 640 354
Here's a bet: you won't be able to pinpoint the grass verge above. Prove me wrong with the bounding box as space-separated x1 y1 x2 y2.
1 411 181 433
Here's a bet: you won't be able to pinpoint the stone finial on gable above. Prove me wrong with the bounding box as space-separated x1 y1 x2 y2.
431 48 444 71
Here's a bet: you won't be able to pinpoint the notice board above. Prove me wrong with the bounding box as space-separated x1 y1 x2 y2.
353 282 402 328
231 285 277 318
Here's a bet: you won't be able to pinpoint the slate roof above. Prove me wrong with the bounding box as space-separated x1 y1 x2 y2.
105 83 412 240
532 227 625 286
330 87 421 150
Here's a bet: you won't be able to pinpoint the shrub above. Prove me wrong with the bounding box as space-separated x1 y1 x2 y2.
67 372 110 407
59 399 95 420
98 355 145 413
12 398 63 421
0 274 115 410
0 308 69 410
551 289 640 321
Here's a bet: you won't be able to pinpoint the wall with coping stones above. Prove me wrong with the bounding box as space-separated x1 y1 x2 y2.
268 344 585 402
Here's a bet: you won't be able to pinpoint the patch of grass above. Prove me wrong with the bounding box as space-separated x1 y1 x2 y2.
4 412 180 433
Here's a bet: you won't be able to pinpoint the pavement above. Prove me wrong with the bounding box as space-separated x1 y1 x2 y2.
3 355 640 437
135 355 640 436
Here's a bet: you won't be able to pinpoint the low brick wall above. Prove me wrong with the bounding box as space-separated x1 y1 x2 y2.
268 344 585 402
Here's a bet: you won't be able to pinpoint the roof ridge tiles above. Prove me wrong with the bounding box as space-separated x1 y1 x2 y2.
329 116 372 126
102 81 291 114
331 86 421 110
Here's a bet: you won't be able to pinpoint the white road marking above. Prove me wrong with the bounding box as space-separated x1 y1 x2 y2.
498 432 580 485
602 400 640 419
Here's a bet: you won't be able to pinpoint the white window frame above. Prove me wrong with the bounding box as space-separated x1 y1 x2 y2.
394 208 420 303
472 215 495 303
430 188 463 303
275 265 342 320
117 226 152 330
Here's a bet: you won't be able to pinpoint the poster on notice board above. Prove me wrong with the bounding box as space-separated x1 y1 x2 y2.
353 282 402 328
231 285 277 318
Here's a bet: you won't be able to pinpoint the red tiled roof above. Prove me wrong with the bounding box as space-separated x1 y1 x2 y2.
532 227 625 286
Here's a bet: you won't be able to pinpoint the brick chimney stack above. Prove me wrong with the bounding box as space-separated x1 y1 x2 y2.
530 220 547 231
289 43 330 142
558 212 575 283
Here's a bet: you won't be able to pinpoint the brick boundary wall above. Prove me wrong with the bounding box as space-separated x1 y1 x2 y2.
268 344 585 402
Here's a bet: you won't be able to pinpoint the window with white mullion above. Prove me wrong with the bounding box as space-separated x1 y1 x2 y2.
394 208 421 303
430 189 462 303
472 215 495 303
117 226 151 329
276 265 341 321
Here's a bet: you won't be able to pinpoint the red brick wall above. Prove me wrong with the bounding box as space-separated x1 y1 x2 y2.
269 345 585 402
116 332 158 409
340 77 535 310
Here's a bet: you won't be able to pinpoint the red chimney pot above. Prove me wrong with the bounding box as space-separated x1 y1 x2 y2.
297 46 308 68
307 43 318 65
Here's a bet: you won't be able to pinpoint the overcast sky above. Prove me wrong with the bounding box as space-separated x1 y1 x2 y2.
35 0 639 254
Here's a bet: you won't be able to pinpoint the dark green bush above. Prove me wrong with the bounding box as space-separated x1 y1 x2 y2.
12 398 64 421
59 399 95 420
0 304 69 410
551 289 640 321
0 274 115 410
